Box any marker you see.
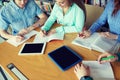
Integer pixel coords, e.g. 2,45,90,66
101,56,115,61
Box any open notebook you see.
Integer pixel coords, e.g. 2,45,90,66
82,61,114,80
7,30,38,47
72,33,119,53
33,30,64,43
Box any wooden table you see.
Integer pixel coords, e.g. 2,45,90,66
0,24,120,80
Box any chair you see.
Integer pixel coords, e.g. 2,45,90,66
84,4,104,30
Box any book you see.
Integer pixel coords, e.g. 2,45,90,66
33,30,64,43
18,42,46,55
48,46,82,71
0,65,13,80
7,30,39,47
82,61,114,80
72,33,119,53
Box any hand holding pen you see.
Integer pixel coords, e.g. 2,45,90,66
41,30,47,37
15,34,24,42
98,52,118,64
41,29,56,37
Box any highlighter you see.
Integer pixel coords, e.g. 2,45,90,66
101,56,115,61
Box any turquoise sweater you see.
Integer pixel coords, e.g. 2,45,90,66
41,3,85,33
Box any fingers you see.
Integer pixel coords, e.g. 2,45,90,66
41,30,47,37
98,52,116,64
15,35,24,42
79,31,91,38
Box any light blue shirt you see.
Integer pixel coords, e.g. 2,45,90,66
89,0,120,42
41,3,85,33
0,0,43,35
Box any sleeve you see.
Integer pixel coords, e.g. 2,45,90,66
117,35,120,42
116,53,120,62
80,76,93,80
56,4,85,33
89,1,111,34
41,4,57,31
0,8,9,30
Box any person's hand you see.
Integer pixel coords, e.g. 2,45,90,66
100,32,118,40
98,52,118,64
12,35,24,42
74,64,90,80
18,28,29,36
41,30,47,37
79,30,91,39
47,29,56,36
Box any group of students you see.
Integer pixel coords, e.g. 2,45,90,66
0,0,120,80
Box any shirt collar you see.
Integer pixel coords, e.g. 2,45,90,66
10,0,25,10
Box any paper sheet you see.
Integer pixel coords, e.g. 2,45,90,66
82,61,114,80
7,30,38,47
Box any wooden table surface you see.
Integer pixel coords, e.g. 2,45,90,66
0,24,120,80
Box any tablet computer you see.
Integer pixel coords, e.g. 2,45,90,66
48,46,82,71
18,43,46,55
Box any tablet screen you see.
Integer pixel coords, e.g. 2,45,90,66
19,43,46,55
48,46,82,71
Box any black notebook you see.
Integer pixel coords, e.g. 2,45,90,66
48,46,82,71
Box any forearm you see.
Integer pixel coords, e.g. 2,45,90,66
117,34,120,42
0,30,13,39
41,16,56,31
27,15,48,32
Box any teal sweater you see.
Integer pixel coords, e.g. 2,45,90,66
41,3,85,33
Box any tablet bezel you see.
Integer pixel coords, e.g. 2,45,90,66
48,46,82,71
18,42,46,55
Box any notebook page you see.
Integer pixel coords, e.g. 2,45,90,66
82,61,114,80
72,33,100,49
33,31,64,43
7,30,38,47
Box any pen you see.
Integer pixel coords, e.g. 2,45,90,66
101,55,115,61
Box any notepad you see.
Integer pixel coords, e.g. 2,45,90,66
18,42,46,55
82,61,114,80
0,65,13,80
7,30,38,47
72,32,119,53
33,30,64,43
48,46,82,71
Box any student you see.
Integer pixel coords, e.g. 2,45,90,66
41,0,85,36
79,0,120,42
74,52,120,80
0,0,47,42
79,0,120,53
